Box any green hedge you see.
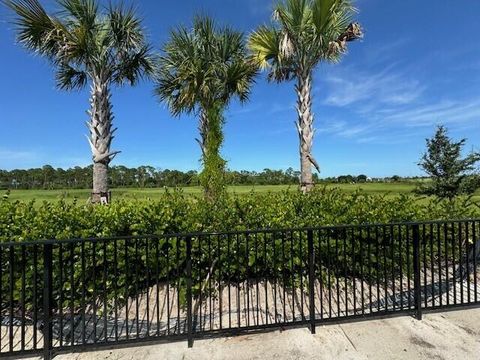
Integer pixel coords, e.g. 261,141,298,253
1,187,479,241
0,188,478,314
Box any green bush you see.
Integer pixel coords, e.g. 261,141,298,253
2,188,479,242
1,188,479,315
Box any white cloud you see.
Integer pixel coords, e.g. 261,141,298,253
317,120,372,139
362,38,411,65
317,95,480,144
381,99,480,127
322,65,425,108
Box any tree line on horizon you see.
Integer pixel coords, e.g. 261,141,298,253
0,166,308,189
1,164,434,190
3,0,362,203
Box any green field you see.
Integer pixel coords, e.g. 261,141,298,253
5,182,480,203
3,182,426,203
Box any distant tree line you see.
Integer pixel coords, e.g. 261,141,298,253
0,166,317,190
2,165,437,190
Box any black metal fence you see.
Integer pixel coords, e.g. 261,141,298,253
1,220,480,359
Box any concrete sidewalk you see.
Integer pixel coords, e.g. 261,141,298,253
46,308,480,359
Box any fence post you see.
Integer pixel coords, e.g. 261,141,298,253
186,236,193,348
43,243,53,360
412,224,422,320
307,229,316,334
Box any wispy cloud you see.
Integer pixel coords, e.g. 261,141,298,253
380,99,480,127
317,94,480,144
317,119,372,138
322,64,425,108
362,38,411,66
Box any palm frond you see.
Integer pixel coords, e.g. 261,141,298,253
311,0,336,35
275,0,310,35
107,2,144,51
57,0,98,29
223,59,258,103
193,14,216,50
155,15,257,116
4,0,67,58
248,24,295,82
251,0,361,77
248,25,281,70
218,27,244,62
113,45,154,86
55,63,87,90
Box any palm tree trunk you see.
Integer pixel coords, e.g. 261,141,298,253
92,162,108,201
296,70,319,193
87,75,119,204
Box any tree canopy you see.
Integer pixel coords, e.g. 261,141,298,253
154,16,257,116
249,0,362,82
417,125,480,199
5,0,154,91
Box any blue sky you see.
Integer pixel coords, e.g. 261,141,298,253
1,0,480,177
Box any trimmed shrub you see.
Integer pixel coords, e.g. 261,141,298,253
1,188,478,313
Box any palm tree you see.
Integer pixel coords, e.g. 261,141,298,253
5,0,153,203
155,16,257,201
249,0,362,193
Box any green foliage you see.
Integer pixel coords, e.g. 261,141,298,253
417,125,480,199
1,188,479,313
154,16,257,115
249,0,362,80
199,103,228,202
5,0,154,90
2,188,479,242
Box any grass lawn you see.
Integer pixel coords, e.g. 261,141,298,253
3,182,423,203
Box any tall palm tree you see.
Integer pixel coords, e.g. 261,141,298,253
5,0,153,203
249,0,362,193
155,16,257,201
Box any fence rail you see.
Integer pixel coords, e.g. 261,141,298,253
1,220,480,359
